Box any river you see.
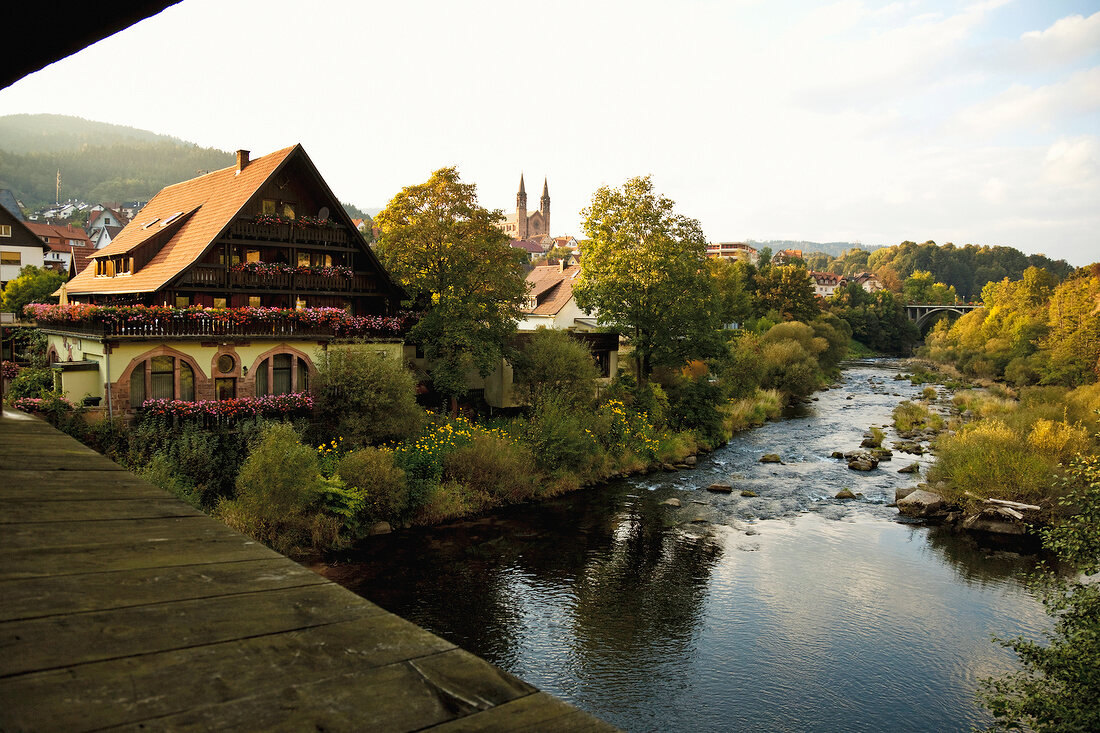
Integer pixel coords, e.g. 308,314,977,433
315,361,1051,732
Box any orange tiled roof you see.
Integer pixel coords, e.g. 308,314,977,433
525,265,580,315
25,222,92,251
66,145,299,295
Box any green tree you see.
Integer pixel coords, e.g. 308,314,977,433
903,270,957,304
979,453,1100,732
709,257,755,326
754,264,821,322
573,175,721,381
375,168,527,413
1,265,65,314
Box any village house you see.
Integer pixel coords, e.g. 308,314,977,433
808,270,846,298
86,207,130,249
24,221,94,277
0,206,50,290
850,271,885,293
771,248,803,265
32,145,406,415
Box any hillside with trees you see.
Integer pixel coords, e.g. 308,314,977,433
0,114,235,210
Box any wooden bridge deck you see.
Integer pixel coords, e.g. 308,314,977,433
0,409,617,732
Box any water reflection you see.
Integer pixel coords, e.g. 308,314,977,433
315,362,1052,732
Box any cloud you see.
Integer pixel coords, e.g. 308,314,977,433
956,66,1100,135
1042,136,1100,187
1020,11,1100,67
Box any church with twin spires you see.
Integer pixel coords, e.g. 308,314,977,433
498,174,549,241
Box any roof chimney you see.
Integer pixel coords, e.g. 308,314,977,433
236,149,250,172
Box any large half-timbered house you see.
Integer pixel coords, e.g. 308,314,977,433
36,145,407,415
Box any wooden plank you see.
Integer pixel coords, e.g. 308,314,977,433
0,615,456,732
0,469,170,500
0,583,385,677
100,650,538,733
0,558,328,621
0,533,279,580
423,692,621,732
2,453,126,471
0,497,204,523
1,515,241,552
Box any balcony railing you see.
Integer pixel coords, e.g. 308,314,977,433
183,266,376,293
227,219,351,246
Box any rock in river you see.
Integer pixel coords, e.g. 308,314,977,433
760,454,783,463
707,483,734,493
847,453,879,471
897,489,945,518
661,498,682,507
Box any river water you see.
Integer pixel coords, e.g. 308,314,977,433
315,361,1052,732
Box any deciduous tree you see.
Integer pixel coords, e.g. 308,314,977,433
375,168,527,412
573,176,721,381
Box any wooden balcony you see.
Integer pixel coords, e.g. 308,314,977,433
227,219,351,246
182,266,376,293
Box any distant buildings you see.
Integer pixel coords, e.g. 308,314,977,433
706,242,758,264
808,271,846,298
498,174,550,241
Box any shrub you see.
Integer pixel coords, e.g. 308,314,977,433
718,334,766,399
444,433,536,504
921,386,937,400
512,328,599,408
7,366,53,399
666,375,726,446
520,396,601,475
217,422,328,554
1026,419,1090,465
760,338,821,398
412,481,484,525
725,389,782,432
313,345,425,446
335,447,409,524
928,420,1054,506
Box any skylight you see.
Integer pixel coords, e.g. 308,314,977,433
161,211,184,226
142,218,160,229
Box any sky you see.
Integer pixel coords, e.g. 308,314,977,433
1,0,1098,265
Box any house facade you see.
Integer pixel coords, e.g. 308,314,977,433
0,207,50,289
706,242,758,264
808,270,846,298
25,222,94,275
33,145,406,415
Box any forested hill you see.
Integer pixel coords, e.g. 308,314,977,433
0,114,234,209
806,240,1076,300
0,114,185,153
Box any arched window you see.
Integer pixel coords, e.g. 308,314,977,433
127,355,197,408
255,353,311,395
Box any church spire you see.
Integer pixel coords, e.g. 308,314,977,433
540,177,550,236
517,173,528,240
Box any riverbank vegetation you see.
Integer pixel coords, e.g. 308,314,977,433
892,265,1099,730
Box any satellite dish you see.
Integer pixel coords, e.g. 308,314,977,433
318,206,330,219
